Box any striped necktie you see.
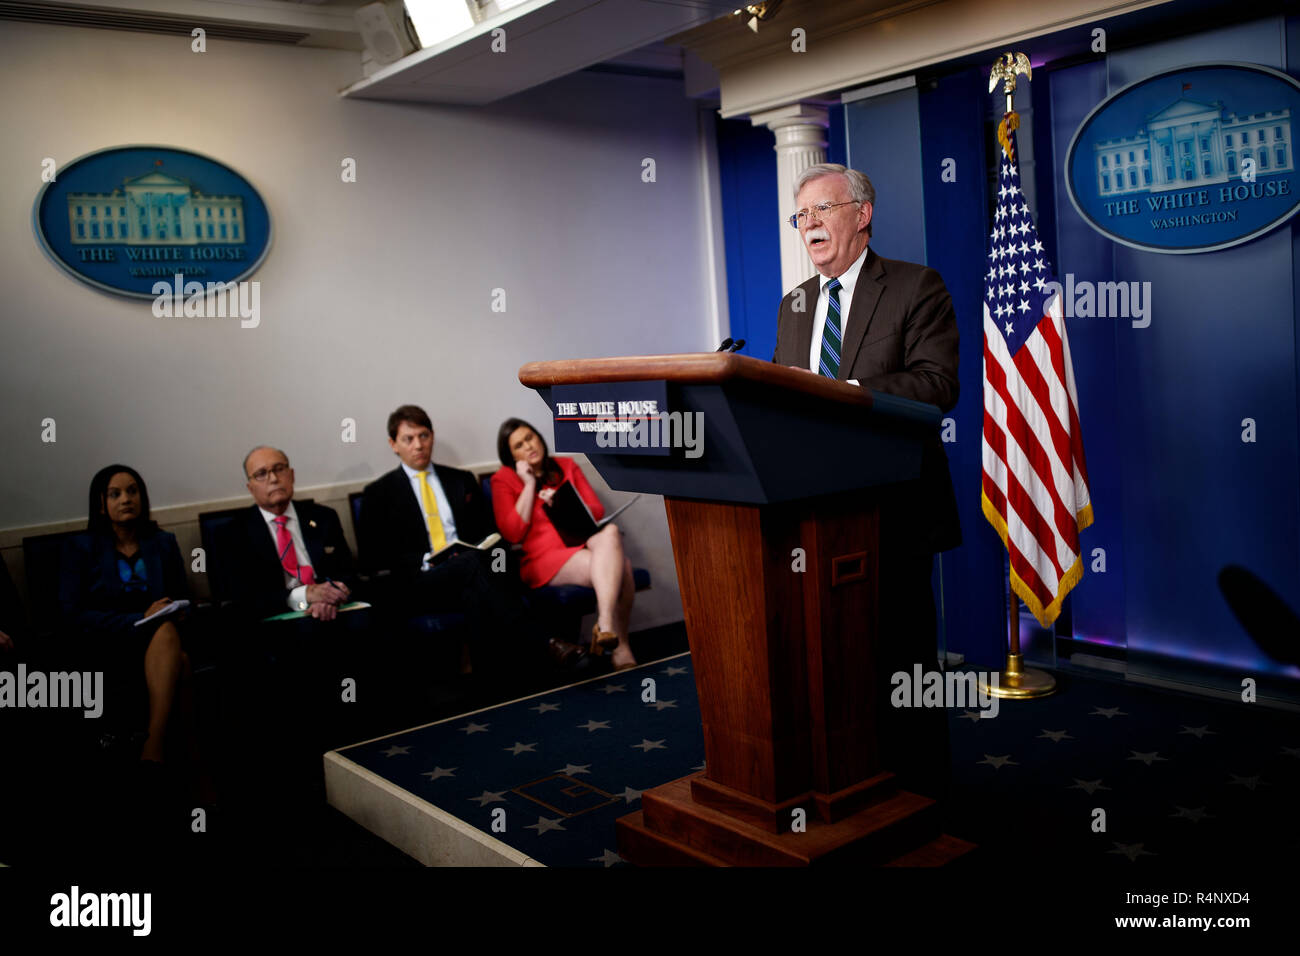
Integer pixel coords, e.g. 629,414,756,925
818,277,843,379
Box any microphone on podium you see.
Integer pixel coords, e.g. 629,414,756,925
728,339,746,353
714,337,734,352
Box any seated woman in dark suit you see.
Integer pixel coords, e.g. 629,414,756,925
491,419,637,670
59,465,190,764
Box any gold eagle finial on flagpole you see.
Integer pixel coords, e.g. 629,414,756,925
990,52,1032,160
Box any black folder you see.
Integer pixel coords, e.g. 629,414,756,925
544,482,639,548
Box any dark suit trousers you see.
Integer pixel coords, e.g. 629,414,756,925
401,551,534,677
217,609,379,813
874,553,952,805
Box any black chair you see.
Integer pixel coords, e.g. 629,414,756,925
0,555,25,653
348,491,365,544
21,529,84,648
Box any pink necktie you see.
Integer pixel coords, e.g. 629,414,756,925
273,515,315,585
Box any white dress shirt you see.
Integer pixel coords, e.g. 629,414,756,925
400,461,458,559
258,500,313,610
807,243,871,386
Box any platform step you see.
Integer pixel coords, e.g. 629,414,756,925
630,775,946,867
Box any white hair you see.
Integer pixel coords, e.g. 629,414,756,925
795,163,875,236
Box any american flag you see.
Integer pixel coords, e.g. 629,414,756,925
982,126,1094,627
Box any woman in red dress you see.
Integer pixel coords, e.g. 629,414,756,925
491,418,637,670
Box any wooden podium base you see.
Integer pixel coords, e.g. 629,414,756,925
616,773,975,867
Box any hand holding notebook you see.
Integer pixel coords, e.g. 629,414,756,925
543,482,640,548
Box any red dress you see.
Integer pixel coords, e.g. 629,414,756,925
491,457,606,589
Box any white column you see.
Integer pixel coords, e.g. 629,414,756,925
751,102,829,293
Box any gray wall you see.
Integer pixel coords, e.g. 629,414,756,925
1,22,716,627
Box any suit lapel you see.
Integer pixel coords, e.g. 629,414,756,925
391,467,427,549
838,249,885,381
141,538,165,599
246,506,283,581
297,503,325,570
790,274,820,368
435,465,470,536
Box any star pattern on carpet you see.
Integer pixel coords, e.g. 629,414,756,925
1127,751,1168,766
336,645,1298,869
525,816,566,835
1108,842,1155,862
1090,706,1128,718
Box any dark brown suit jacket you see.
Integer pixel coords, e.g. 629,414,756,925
773,247,961,555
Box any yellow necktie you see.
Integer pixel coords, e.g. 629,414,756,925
417,471,448,552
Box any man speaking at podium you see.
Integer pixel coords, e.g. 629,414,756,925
773,163,961,803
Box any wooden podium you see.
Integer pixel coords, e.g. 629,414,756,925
519,353,973,866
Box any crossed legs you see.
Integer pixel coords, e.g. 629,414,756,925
140,620,188,763
550,524,636,668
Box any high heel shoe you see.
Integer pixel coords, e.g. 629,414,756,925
591,624,619,651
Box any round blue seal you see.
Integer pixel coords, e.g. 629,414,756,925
33,145,272,298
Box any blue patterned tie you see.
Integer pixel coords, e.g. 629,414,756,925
818,277,843,379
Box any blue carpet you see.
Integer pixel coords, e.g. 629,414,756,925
337,653,1300,868
947,667,1300,867
337,652,703,867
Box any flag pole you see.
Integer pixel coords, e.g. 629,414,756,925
986,556,1057,698
980,51,1058,701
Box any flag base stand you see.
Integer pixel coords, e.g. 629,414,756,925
981,652,1056,699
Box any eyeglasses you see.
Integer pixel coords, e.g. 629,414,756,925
787,200,859,229
247,462,290,483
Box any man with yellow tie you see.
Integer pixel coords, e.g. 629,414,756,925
358,405,569,677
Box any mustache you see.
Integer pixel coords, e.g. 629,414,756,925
804,228,829,246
